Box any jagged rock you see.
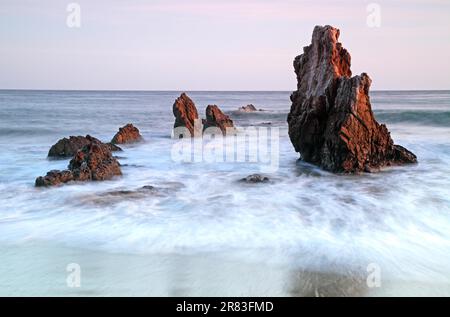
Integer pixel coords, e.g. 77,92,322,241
36,142,122,187
173,93,201,137
240,174,270,183
111,124,142,144
203,105,235,135
238,104,258,112
287,25,417,173
69,143,122,181
35,170,75,187
48,135,121,158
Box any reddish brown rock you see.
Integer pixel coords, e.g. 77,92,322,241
203,105,235,135
69,142,122,181
36,142,122,187
35,170,75,187
48,135,121,158
287,25,417,173
173,93,201,137
111,124,142,144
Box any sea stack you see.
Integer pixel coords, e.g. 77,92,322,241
173,93,201,137
287,25,417,173
203,105,235,135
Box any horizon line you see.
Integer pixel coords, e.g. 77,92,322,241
1,88,450,93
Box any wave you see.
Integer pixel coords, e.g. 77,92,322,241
229,110,288,122
230,109,450,128
0,127,57,137
374,110,450,127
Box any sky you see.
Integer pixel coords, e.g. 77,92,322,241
0,0,449,91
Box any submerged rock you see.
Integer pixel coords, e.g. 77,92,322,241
173,93,201,137
111,123,142,144
287,25,417,173
203,105,235,135
238,104,258,112
36,142,122,187
48,135,121,158
100,186,157,198
240,174,270,183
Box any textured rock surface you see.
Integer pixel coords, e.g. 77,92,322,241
287,25,417,173
48,135,121,158
35,170,75,187
203,105,235,135
36,142,122,187
173,93,201,137
111,124,142,144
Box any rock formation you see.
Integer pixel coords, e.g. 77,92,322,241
287,25,417,173
173,93,201,137
36,142,122,187
238,104,258,112
48,135,121,158
240,174,270,183
203,105,235,135
111,124,142,144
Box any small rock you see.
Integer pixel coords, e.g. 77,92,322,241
140,185,156,191
240,174,270,183
238,104,258,112
111,124,142,144
35,170,74,187
203,105,235,135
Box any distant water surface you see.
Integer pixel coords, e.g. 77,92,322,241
0,90,449,296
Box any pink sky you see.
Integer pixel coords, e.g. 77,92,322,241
0,0,449,90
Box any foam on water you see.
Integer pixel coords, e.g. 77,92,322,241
0,90,450,295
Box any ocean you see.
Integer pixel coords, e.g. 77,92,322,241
0,90,449,296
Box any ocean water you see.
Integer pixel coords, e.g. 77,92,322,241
0,90,449,296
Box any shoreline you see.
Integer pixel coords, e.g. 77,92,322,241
1,241,449,297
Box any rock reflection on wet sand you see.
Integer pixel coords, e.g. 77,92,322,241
288,269,368,297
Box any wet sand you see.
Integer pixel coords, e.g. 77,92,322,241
1,242,449,296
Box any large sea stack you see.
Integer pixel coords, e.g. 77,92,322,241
287,25,417,173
